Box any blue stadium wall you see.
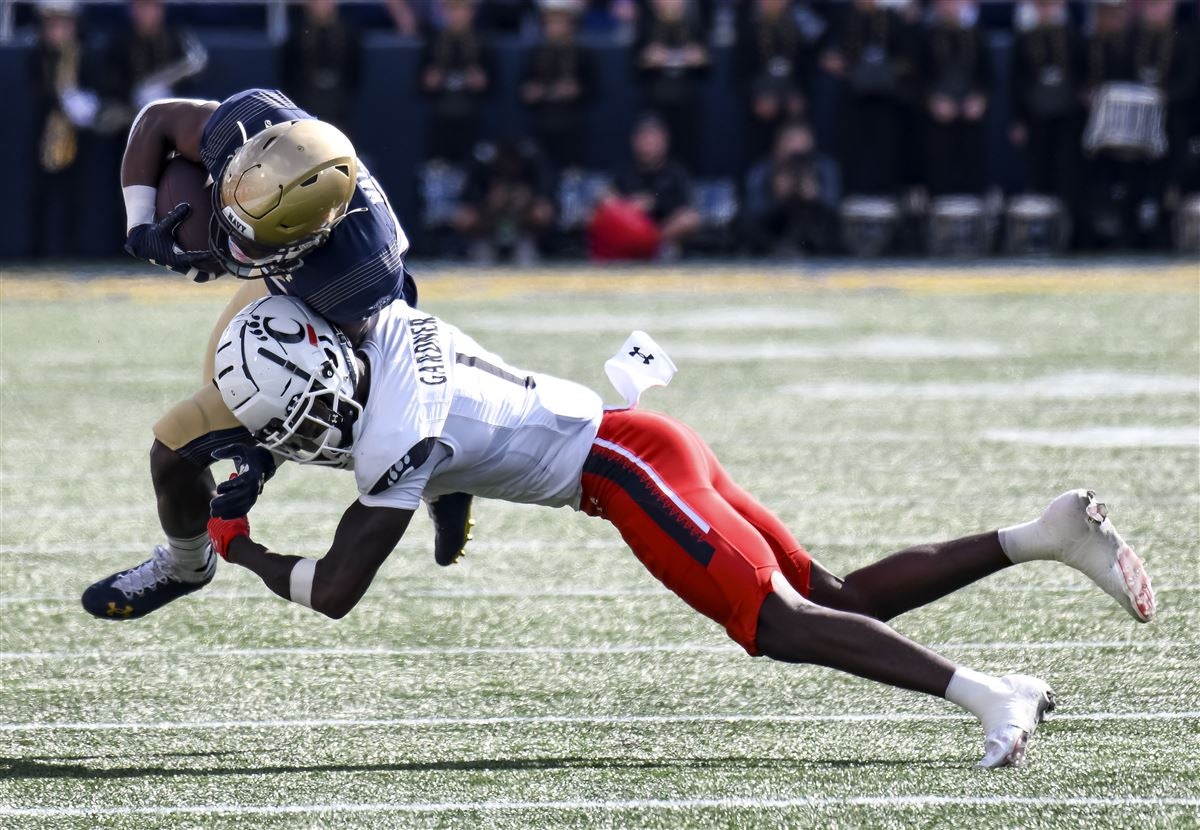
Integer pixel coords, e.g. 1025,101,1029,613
0,32,1018,259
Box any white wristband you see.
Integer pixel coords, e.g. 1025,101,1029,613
123,185,158,233
288,557,317,609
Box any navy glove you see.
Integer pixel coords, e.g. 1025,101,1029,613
428,492,474,566
210,443,278,519
125,203,220,283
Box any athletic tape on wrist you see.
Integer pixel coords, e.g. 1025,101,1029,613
123,185,158,233
289,558,317,609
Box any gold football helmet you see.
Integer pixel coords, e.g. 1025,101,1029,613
209,119,358,278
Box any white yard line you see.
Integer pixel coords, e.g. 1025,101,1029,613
2,583,1197,606
1,796,1198,818
779,372,1200,401
0,710,1197,734
0,640,1189,662
985,426,1199,449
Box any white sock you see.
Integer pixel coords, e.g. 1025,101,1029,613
998,518,1050,565
166,531,213,580
944,666,1011,723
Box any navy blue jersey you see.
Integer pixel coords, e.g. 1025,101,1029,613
199,88,414,325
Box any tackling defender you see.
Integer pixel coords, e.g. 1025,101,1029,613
204,294,1156,768
82,88,469,619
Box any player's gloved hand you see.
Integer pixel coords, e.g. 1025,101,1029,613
428,492,474,566
207,513,250,560
210,443,278,520
124,202,220,283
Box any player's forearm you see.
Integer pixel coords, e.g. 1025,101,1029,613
225,536,362,620
226,536,306,605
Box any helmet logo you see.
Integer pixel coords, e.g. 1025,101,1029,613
222,206,255,240
261,316,306,345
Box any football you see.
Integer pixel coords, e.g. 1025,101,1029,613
155,156,213,253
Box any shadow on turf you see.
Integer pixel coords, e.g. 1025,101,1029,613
0,755,954,781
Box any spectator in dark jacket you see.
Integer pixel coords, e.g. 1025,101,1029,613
819,0,915,196
634,0,710,171
281,0,363,129
29,2,99,257
739,0,812,160
918,0,991,196
1010,0,1083,207
742,120,839,254
610,114,701,257
421,0,493,163
1079,0,1198,247
105,0,206,117
455,139,558,264
521,1,597,171
1132,0,1200,219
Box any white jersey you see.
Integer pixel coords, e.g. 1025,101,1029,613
352,303,603,512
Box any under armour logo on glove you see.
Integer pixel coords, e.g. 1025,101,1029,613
629,346,654,365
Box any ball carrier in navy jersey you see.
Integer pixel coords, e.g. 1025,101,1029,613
83,89,466,619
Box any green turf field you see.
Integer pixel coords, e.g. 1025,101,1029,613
1,263,1198,828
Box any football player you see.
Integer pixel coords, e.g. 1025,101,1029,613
204,294,1156,769
82,88,469,619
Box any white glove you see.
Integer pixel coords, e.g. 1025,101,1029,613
134,82,172,111
60,87,100,127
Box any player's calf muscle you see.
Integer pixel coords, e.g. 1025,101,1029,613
150,440,214,537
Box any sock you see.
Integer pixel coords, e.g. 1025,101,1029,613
166,531,213,581
944,666,1011,724
998,518,1050,565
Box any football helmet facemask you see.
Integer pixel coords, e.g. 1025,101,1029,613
209,119,359,279
214,295,362,467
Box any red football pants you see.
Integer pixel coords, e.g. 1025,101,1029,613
580,408,812,654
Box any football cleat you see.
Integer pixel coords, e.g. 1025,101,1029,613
429,492,474,566
81,545,215,620
977,674,1056,769
1034,489,1156,622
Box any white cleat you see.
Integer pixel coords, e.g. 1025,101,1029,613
977,674,1056,769
1026,489,1157,623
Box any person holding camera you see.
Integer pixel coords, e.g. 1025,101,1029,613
819,0,914,197
420,0,493,164
742,120,838,255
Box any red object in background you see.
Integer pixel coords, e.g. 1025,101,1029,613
588,199,662,260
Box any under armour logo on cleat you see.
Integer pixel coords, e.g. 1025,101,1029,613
106,602,134,617
629,347,654,365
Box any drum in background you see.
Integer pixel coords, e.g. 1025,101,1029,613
839,196,899,258
1083,82,1167,160
1004,195,1069,256
1174,194,1200,254
928,195,993,257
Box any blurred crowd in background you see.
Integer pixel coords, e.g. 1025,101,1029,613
15,0,1200,263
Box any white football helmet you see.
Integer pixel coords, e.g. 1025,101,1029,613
214,295,361,467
